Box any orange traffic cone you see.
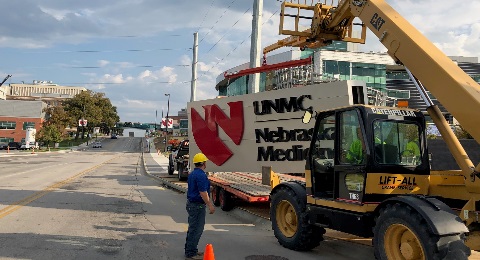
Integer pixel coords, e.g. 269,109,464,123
203,244,215,260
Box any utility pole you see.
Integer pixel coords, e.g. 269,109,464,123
191,32,198,102
248,0,263,94
164,94,170,152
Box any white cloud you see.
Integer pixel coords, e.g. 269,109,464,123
159,67,177,83
98,60,110,67
138,70,152,80
136,67,178,83
39,7,68,21
100,74,129,84
1,0,478,123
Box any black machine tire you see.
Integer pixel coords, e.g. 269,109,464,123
373,203,470,260
211,186,220,206
177,163,186,181
167,160,174,175
219,188,234,211
270,186,324,251
167,155,174,175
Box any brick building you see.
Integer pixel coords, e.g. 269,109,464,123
0,100,47,143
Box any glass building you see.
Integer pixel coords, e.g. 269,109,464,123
216,45,480,116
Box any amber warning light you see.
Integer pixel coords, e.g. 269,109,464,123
397,100,409,108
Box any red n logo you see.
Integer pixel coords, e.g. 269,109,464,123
191,101,244,165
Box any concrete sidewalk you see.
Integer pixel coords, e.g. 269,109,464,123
143,140,188,193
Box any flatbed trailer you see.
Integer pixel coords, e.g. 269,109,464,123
209,171,303,211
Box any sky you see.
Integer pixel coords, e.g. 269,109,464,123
0,0,479,124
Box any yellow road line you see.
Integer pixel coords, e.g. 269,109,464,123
0,156,118,219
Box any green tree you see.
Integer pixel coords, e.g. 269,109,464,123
37,124,63,148
63,90,120,139
43,105,72,131
454,125,473,139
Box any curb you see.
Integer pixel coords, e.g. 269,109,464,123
141,152,187,193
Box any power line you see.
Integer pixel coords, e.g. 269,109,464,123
114,34,184,38
205,7,251,54
67,64,190,69
24,47,191,54
197,0,217,33
54,80,192,85
198,9,279,80
199,0,239,44
10,64,190,70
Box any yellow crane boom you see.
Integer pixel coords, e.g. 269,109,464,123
268,0,480,178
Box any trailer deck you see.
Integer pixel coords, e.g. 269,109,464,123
209,172,304,203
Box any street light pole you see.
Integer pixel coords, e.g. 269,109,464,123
164,93,170,152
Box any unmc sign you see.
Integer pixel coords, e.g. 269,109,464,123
190,101,244,166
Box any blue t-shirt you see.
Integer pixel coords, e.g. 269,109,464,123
187,168,210,203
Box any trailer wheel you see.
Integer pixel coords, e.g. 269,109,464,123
270,186,324,251
219,188,234,211
168,155,175,175
178,164,186,181
374,203,470,260
211,186,220,206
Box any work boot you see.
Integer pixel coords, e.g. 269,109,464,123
185,255,203,260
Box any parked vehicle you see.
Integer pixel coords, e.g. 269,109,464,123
7,142,21,150
111,134,118,139
20,142,39,150
92,142,102,148
0,142,7,150
25,128,36,149
168,139,189,181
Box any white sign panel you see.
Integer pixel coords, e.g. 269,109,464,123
78,119,88,126
161,118,173,129
188,80,367,174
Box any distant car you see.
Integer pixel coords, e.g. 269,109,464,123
7,142,21,150
0,142,7,150
20,142,39,150
92,142,102,148
111,134,118,139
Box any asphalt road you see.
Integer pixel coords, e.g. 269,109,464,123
0,136,377,259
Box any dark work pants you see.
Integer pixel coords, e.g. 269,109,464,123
184,201,206,257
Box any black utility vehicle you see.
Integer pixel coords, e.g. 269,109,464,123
7,142,21,150
168,139,190,181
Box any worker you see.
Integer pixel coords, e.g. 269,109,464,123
184,153,215,260
346,127,365,164
401,130,421,164
403,140,420,158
